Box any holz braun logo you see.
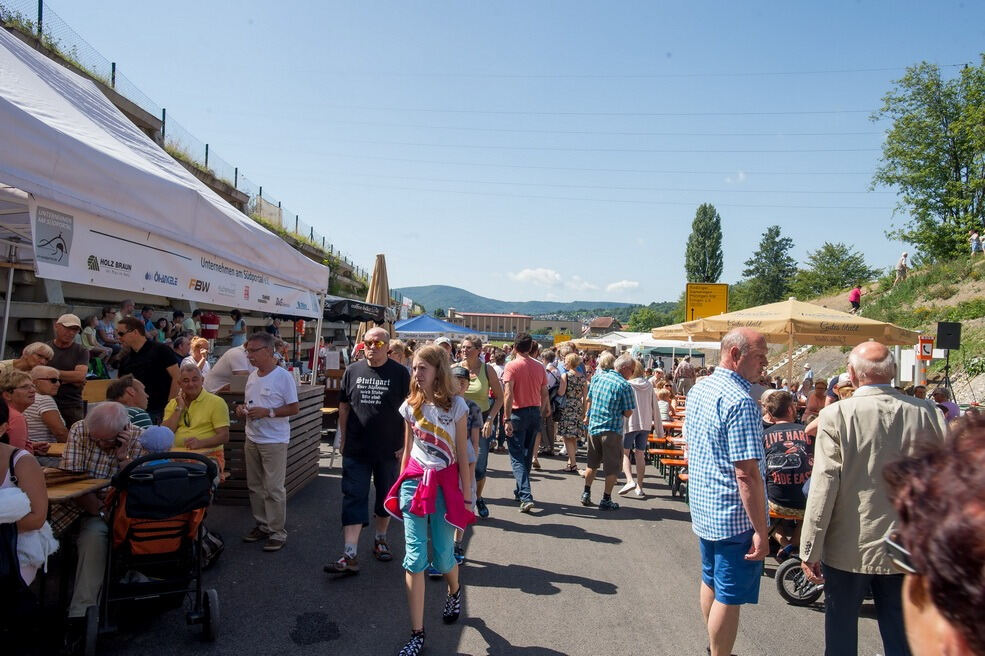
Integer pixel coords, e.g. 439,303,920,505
189,279,210,293
92,255,132,276
87,255,99,271
145,271,178,286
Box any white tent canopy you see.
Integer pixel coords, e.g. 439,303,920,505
595,331,721,351
0,28,328,317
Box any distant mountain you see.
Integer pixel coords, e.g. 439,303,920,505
395,285,638,316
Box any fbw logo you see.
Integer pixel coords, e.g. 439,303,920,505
87,255,99,271
189,278,210,293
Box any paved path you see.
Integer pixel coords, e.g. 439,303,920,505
94,445,887,655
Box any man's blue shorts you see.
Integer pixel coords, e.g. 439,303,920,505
698,529,762,605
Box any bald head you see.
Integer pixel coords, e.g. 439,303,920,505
848,341,895,385
720,328,768,383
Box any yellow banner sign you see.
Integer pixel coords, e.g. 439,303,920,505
553,334,572,345
685,283,729,321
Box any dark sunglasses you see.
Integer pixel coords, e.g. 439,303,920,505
883,530,917,575
35,378,60,384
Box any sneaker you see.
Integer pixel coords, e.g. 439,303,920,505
633,487,646,499
442,588,462,624
580,491,595,507
398,630,426,656
519,500,535,513
618,481,636,496
454,543,465,564
373,538,393,562
427,566,443,580
475,497,489,519
242,526,270,543
263,537,286,552
323,553,360,575
599,498,620,511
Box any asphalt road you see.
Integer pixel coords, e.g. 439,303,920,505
90,444,888,656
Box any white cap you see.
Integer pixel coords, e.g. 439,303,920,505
803,363,811,369
56,313,82,329
434,336,452,346
836,372,853,388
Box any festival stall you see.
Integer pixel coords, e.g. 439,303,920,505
394,314,481,340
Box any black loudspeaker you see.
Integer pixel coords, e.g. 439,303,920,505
937,322,962,350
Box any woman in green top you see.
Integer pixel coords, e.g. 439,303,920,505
457,335,503,519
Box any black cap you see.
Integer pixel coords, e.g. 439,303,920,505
451,366,470,379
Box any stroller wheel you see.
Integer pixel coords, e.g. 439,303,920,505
775,558,824,606
83,605,99,656
202,588,220,641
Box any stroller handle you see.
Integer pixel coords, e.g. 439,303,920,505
112,451,219,488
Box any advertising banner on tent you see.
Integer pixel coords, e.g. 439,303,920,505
29,197,321,318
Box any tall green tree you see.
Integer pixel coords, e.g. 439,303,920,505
872,56,985,260
790,242,881,299
627,305,676,332
740,226,797,306
684,203,724,283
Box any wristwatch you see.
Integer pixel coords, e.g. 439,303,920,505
268,408,276,418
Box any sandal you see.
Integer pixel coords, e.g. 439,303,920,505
563,464,578,473
373,538,393,562
532,458,541,470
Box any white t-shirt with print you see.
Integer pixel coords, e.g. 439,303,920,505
399,396,468,469
244,366,298,444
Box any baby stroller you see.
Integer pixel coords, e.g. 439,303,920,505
767,509,824,606
81,452,220,655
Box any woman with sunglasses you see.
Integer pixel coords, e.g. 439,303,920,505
883,415,985,656
0,370,36,450
24,366,68,443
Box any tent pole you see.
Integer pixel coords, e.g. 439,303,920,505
311,293,324,387
787,335,794,384
1,244,16,360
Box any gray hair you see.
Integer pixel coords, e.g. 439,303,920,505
848,347,896,381
246,331,275,349
30,365,58,379
720,329,752,357
613,353,635,372
23,342,54,359
597,352,616,370
178,361,203,378
85,402,129,435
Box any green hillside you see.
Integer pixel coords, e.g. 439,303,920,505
395,285,640,316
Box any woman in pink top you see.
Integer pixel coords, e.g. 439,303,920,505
848,285,863,314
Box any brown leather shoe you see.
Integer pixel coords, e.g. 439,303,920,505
324,553,360,575
242,526,270,543
263,537,286,552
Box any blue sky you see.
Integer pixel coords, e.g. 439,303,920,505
45,1,985,304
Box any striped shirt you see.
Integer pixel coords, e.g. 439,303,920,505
684,366,766,541
23,393,62,443
586,369,636,435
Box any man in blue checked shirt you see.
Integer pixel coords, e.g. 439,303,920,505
581,352,636,511
683,327,769,656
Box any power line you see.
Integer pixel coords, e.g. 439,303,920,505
324,119,883,138
325,181,893,211
305,64,961,79
308,151,876,175
319,170,893,195
320,104,875,117
321,137,880,154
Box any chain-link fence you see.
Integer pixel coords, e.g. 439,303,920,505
0,0,368,283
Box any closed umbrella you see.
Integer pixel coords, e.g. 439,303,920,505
355,253,393,343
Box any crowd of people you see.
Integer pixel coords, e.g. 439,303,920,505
2,311,984,656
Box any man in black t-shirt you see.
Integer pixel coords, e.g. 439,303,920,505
46,314,90,427
116,316,180,423
325,327,410,576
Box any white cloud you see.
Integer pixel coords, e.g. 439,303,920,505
724,170,748,185
565,275,599,291
508,267,562,287
606,279,640,293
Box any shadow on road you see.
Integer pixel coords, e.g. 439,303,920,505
482,516,622,544
464,559,617,596
458,617,569,655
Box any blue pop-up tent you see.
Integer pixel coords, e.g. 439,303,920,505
394,314,480,338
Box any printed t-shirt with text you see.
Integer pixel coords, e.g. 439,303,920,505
339,358,411,459
762,421,813,509
400,396,468,470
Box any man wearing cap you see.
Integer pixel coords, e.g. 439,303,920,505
434,336,453,360
802,363,813,388
46,314,90,427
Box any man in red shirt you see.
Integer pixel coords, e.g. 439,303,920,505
501,333,550,513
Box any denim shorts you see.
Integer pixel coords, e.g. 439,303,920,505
699,529,762,605
340,455,399,527
623,430,648,451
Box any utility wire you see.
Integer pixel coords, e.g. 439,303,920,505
320,104,874,117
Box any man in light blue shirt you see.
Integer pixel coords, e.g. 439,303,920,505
582,352,635,510
683,327,769,656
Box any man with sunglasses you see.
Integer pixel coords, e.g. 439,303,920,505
326,327,410,575
116,316,181,423
162,362,230,474
800,341,946,656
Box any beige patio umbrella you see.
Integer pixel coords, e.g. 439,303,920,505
355,253,394,342
651,298,920,380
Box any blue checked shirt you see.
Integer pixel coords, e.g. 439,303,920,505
684,367,766,541
587,369,636,435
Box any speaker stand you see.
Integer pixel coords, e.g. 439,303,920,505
942,349,956,404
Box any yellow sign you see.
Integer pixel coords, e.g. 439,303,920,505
685,283,729,321
553,334,572,345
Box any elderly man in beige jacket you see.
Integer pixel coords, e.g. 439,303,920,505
800,341,946,656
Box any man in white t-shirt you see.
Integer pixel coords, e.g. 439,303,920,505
204,344,254,392
235,332,299,552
